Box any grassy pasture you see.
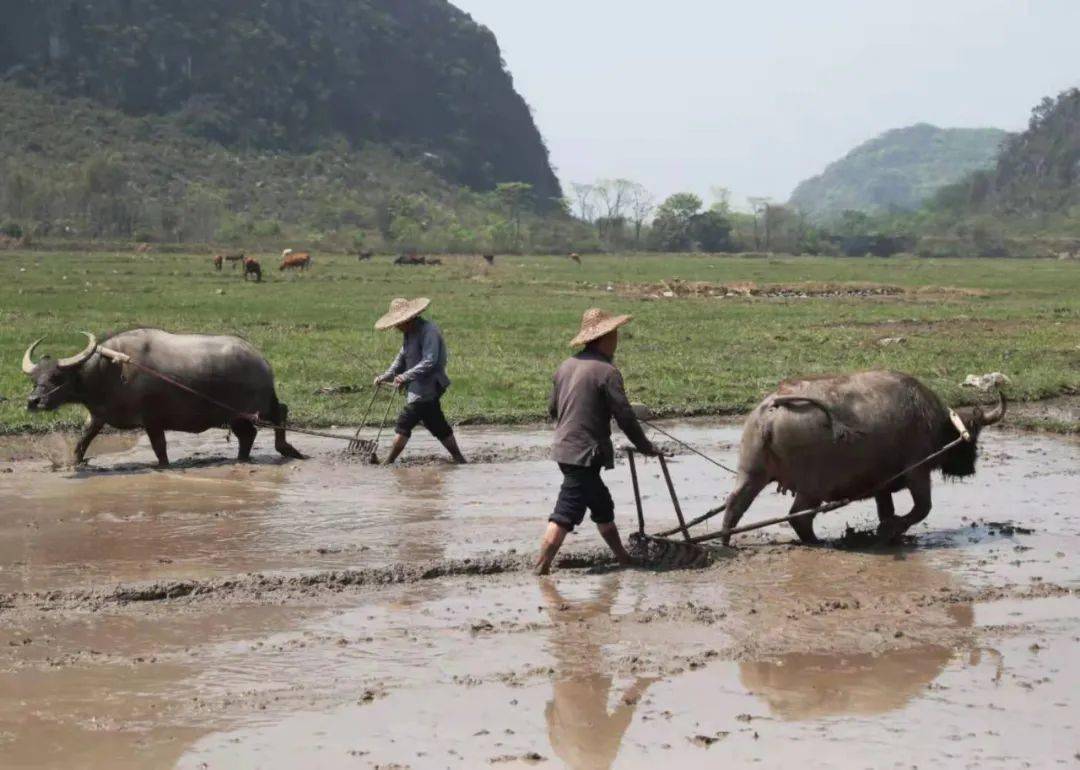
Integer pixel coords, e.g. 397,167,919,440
1,250,1077,433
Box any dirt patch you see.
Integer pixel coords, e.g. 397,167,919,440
615,279,994,302
1009,393,1080,432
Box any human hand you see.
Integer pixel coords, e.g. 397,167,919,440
393,375,407,389
373,375,386,387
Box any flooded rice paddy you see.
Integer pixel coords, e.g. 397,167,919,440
0,421,1077,768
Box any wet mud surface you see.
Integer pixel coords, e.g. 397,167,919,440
0,422,1077,768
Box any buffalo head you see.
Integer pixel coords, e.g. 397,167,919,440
940,391,1006,478
22,332,97,411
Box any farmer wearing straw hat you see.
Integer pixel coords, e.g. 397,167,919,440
373,297,467,465
535,308,663,575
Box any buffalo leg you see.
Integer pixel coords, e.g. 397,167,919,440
73,416,106,465
146,426,169,468
875,492,897,539
720,472,769,545
271,402,305,460
881,470,932,542
788,493,822,544
875,493,895,521
231,419,257,462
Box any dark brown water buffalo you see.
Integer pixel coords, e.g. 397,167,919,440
721,371,1006,545
22,329,304,467
242,256,262,282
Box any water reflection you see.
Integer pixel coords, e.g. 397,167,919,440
540,577,654,770
737,547,976,720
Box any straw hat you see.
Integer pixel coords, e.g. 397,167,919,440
569,307,633,347
375,297,431,330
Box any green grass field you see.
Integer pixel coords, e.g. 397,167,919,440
1,249,1078,434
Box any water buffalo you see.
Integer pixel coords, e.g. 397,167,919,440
721,371,1006,545
242,256,262,282
22,329,304,467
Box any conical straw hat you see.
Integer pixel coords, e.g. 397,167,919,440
569,307,633,347
375,297,431,330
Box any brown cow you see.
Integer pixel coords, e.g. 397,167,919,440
212,254,223,271
569,252,581,265
279,249,312,271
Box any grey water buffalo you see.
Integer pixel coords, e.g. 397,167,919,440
721,370,1006,544
22,329,304,467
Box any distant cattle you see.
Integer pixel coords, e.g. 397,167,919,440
223,252,246,269
482,253,495,265
212,254,223,271
243,256,262,282
280,249,312,271
358,250,374,262
569,252,581,265
393,253,427,266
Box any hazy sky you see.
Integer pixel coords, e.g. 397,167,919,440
452,0,1079,207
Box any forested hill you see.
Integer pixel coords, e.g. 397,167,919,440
972,88,1080,214
0,0,560,200
789,124,1008,222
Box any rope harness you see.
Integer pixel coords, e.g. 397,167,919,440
95,345,398,457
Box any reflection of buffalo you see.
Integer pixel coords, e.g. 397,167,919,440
740,611,972,720
733,547,978,720
541,577,653,770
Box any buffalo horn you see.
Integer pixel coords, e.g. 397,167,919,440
21,338,45,374
56,332,98,370
980,390,1007,426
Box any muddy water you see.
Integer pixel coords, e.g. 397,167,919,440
0,422,1077,768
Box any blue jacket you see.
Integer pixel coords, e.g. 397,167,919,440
381,318,451,403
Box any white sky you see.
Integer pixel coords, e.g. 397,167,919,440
451,0,1079,207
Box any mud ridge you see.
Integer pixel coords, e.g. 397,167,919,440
0,550,619,613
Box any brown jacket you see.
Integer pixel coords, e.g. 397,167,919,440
549,350,654,468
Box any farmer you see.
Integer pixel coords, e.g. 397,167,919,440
373,297,467,465
535,308,663,575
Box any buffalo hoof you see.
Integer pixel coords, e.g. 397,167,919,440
876,520,907,546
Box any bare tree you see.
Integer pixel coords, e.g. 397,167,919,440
592,178,637,244
747,196,772,250
709,185,732,214
628,183,656,248
570,182,596,223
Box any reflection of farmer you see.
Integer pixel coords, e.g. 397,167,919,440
535,308,661,574
541,577,653,770
373,297,467,465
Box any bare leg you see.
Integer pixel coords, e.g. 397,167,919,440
73,416,105,465
720,471,769,545
439,434,467,464
231,419,256,462
382,433,409,465
788,492,821,544
597,521,637,567
535,521,568,575
146,426,169,468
